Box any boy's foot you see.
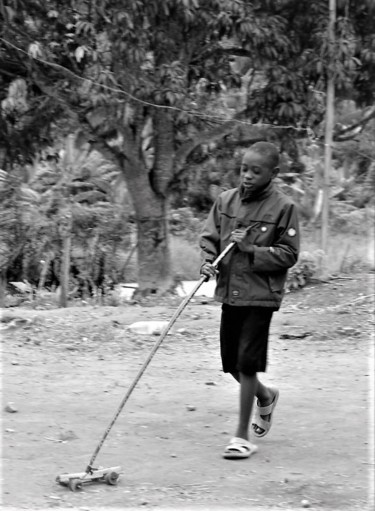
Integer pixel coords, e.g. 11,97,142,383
223,437,258,460
251,388,279,437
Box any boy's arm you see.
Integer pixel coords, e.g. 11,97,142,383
236,203,300,272
199,198,221,263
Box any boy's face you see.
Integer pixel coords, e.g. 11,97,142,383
240,150,279,191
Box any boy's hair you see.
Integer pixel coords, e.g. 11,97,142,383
248,141,280,169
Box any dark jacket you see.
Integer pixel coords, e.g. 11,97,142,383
200,182,300,309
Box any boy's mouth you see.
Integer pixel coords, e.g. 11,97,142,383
243,181,254,188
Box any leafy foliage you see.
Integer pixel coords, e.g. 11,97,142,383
2,0,374,166
0,169,42,274
245,0,375,126
1,0,375,296
0,132,133,298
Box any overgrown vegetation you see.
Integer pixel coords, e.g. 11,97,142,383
1,1,375,307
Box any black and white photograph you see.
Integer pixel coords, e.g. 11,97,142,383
1,1,374,509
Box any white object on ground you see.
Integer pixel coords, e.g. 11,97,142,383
4,402,18,413
175,280,216,298
367,236,375,269
115,284,138,300
128,321,170,335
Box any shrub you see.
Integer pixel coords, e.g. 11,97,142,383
169,207,204,242
286,250,323,291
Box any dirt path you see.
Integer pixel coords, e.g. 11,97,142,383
1,274,374,510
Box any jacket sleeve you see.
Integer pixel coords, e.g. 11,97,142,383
199,197,221,262
251,203,300,272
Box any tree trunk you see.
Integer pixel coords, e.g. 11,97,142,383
123,161,174,296
60,234,71,307
0,270,6,308
59,212,72,307
38,252,53,292
321,0,336,278
136,197,172,295
152,109,175,196
91,109,175,296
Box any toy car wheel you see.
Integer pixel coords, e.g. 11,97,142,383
68,478,82,491
55,476,67,487
105,471,119,485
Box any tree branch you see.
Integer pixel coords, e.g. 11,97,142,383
191,45,253,66
173,119,238,174
173,110,280,176
0,58,27,79
217,46,253,58
333,105,375,141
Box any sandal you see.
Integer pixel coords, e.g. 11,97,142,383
223,437,258,460
251,388,279,438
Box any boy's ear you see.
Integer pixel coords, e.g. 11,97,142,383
271,166,280,179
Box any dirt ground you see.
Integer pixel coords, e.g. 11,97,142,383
1,273,374,511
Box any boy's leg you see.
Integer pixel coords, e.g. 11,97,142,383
230,373,278,436
237,307,277,435
222,306,277,445
234,372,258,440
252,379,279,434
256,379,277,403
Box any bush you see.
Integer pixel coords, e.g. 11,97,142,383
286,250,323,291
169,207,204,242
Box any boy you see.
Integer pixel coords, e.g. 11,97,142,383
200,141,299,459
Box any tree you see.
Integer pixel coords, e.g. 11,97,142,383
1,0,374,294
1,0,290,294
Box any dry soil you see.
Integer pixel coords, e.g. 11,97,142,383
1,274,374,511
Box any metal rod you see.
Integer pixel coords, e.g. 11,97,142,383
85,241,236,472
321,0,336,277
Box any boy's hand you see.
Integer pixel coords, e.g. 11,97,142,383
230,228,248,250
230,228,247,243
200,262,218,280
230,228,254,253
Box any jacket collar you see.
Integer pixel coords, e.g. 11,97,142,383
239,181,274,202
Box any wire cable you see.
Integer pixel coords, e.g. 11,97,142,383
0,36,310,132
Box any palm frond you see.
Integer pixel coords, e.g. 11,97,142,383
19,185,41,202
74,190,109,204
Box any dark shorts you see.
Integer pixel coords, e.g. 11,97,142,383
220,304,275,376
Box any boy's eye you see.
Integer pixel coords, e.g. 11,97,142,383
241,166,263,176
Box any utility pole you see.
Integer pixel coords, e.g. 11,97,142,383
321,0,336,276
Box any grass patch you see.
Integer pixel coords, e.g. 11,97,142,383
301,230,374,274
171,229,374,281
116,227,374,285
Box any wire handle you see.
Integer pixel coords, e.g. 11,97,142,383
85,222,259,472
202,221,259,276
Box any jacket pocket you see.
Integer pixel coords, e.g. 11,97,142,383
268,272,287,293
250,222,277,246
